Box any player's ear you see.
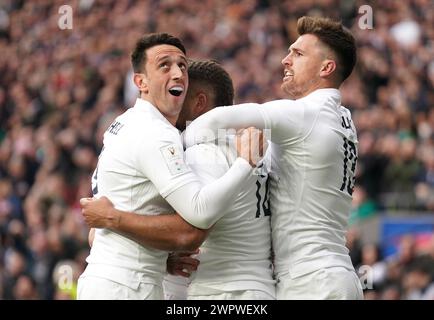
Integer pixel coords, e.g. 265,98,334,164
320,59,336,78
195,92,208,113
133,73,149,93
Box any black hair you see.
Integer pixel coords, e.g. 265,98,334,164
131,33,186,73
188,60,234,107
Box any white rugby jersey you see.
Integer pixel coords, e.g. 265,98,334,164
185,142,274,297
183,89,358,279
82,98,253,289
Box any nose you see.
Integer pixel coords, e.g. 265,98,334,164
171,65,183,80
281,53,292,67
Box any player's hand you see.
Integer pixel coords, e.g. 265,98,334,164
166,249,200,278
236,127,268,167
80,196,120,229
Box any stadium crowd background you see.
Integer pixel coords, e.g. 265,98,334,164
0,0,433,300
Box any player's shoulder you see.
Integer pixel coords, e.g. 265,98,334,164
261,99,303,118
126,103,177,130
262,99,297,108
149,118,179,136
339,105,354,118
129,106,180,140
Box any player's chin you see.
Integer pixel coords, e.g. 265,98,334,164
281,84,297,99
166,102,183,117
281,82,291,94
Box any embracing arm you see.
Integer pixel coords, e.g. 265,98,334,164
183,103,267,148
83,128,264,250
81,197,209,251
145,127,264,230
183,100,302,148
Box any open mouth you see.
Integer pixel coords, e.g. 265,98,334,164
283,71,294,81
168,86,184,97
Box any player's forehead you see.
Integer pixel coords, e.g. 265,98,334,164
288,34,319,52
146,44,187,64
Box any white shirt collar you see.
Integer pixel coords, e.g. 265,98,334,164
305,88,341,100
134,97,154,110
133,98,175,127
301,88,341,105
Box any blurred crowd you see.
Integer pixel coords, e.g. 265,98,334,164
0,0,433,299
348,229,434,299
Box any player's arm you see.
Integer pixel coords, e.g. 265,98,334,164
183,103,267,147
148,127,265,230
82,137,234,252
81,197,208,251
82,129,263,250
183,100,300,147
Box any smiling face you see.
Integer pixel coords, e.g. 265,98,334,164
137,44,188,125
281,34,335,99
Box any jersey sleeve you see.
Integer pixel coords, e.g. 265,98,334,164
182,103,265,148
134,128,198,197
182,100,304,147
173,144,231,226
135,127,253,229
258,99,305,144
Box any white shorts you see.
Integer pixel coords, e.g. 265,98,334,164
276,267,363,300
188,290,275,300
77,275,163,300
163,276,189,300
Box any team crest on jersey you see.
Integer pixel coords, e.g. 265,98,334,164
160,144,188,175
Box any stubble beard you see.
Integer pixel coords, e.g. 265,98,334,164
282,76,321,100
281,82,301,100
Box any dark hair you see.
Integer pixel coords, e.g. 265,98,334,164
131,33,186,73
297,16,357,83
188,60,234,107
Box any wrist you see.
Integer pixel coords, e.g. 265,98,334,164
107,207,121,229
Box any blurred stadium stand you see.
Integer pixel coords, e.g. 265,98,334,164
0,0,433,299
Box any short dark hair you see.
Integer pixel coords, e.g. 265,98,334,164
131,33,186,73
297,16,357,83
188,60,234,107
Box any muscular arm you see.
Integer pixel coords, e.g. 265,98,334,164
81,197,209,252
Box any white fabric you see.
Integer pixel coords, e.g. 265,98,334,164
163,141,275,300
276,267,363,300
166,157,254,229
183,89,359,292
81,98,253,295
77,275,163,300
188,289,275,300
163,274,189,300
185,142,275,299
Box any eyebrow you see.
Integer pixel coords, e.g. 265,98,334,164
156,54,188,64
288,46,305,54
